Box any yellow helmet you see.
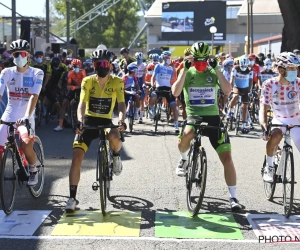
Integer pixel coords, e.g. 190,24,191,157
149,54,153,59
67,49,73,54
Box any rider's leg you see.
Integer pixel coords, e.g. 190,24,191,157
108,128,123,176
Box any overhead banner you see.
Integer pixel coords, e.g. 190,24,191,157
161,1,226,41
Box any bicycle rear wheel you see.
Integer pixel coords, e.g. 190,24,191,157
283,151,294,218
0,147,17,215
262,157,277,200
70,100,78,133
98,145,108,216
235,105,241,135
29,136,45,198
154,103,161,133
186,145,207,216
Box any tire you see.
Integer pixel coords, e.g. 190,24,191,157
235,104,241,135
262,157,277,200
98,144,108,216
45,104,52,125
283,151,294,218
154,103,160,133
29,136,45,198
186,145,207,216
35,101,42,127
166,105,171,124
0,147,17,215
70,100,78,133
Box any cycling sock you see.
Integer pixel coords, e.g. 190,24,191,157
70,185,77,199
228,185,236,199
174,121,179,128
227,108,231,115
139,111,144,119
113,151,120,157
242,122,247,128
266,155,274,167
180,150,189,160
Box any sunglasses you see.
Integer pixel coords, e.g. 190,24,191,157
194,57,208,62
36,55,43,58
94,61,110,68
12,51,28,58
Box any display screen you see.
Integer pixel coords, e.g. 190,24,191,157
161,1,226,41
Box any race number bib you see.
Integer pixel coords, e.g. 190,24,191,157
188,87,216,107
89,97,112,114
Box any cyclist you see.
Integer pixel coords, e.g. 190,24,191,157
172,41,242,211
261,58,278,83
227,55,253,134
65,49,126,212
150,51,179,133
0,39,44,186
248,53,262,89
134,52,147,123
54,59,86,131
83,59,94,76
123,62,141,120
260,52,300,182
119,47,136,74
31,51,49,85
112,61,123,78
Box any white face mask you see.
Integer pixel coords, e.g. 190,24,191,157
165,59,171,65
249,61,255,66
13,55,28,68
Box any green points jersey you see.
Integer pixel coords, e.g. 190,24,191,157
183,67,220,116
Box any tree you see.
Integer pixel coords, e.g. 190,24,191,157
277,0,300,51
51,0,140,48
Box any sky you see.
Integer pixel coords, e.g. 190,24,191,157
0,0,45,17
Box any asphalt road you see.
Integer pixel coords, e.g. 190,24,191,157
1,113,300,250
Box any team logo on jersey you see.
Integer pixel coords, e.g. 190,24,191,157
91,86,96,94
189,77,195,85
36,79,42,85
10,78,15,85
206,76,213,83
104,87,114,95
287,90,297,100
23,77,34,87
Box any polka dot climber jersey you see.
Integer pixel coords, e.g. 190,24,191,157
260,77,300,119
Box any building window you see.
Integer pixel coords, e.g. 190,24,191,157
226,6,240,19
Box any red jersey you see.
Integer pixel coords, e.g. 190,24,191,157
251,64,261,83
68,69,86,86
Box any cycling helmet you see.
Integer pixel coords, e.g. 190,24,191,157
71,59,82,67
120,47,129,54
67,49,73,54
51,57,61,68
114,59,120,64
112,61,120,69
161,51,171,58
91,49,112,62
127,62,138,72
223,58,234,68
34,51,44,57
258,52,265,58
293,49,300,54
276,52,296,68
264,58,273,66
148,54,153,59
158,56,162,61
239,55,249,70
248,53,256,60
135,52,143,59
287,52,300,65
191,42,210,57
10,39,30,52
152,53,159,61
85,59,92,64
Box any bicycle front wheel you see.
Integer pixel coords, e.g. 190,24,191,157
70,100,78,133
186,146,207,217
29,136,45,198
0,147,17,215
283,151,294,218
98,145,108,216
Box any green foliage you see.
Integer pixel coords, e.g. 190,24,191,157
51,0,140,48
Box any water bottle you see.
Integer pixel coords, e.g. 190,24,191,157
19,147,28,167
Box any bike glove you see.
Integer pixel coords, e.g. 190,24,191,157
118,121,127,131
184,59,192,72
208,58,219,70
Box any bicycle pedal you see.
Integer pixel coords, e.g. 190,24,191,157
92,182,99,191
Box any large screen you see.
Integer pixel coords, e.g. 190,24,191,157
161,1,226,41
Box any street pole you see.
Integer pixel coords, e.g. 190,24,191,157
211,34,214,55
11,0,16,40
66,0,70,49
2,18,4,44
46,0,50,43
250,0,254,53
247,1,250,55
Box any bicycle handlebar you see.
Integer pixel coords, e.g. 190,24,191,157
82,124,125,142
0,119,31,137
267,124,300,134
186,121,226,133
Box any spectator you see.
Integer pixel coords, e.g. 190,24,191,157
45,46,52,57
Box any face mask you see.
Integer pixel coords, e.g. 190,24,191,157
74,68,80,73
249,61,255,66
121,55,125,58
95,67,110,78
194,61,208,72
240,66,247,71
165,59,171,65
13,55,28,68
284,70,297,82
137,59,143,65
148,71,153,75
36,58,43,64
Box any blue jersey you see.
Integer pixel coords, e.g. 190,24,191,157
153,63,174,88
122,75,138,90
231,66,253,88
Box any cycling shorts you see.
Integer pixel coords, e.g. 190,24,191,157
65,89,81,101
184,115,231,155
73,116,113,153
137,77,145,99
233,87,249,103
151,86,176,105
45,86,60,104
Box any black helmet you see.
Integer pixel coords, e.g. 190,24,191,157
10,39,30,52
51,57,61,68
120,47,129,54
34,51,44,57
91,49,112,62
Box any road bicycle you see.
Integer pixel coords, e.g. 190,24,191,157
262,124,300,218
69,89,80,133
126,93,137,133
0,119,45,215
79,124,124,216
183,117,227,216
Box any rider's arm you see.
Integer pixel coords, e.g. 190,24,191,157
43,64,52,88
259,104,270,132
135,77,140,91
151,64,160,87
215,69,231,95
78,78,90,123
116,79,126,122
258,76,262,89
77,101,86,123
259,81,272,131
67,71,73,90
230,68,236,89
248,71,254,92
0,68,9,100
172,68,186,97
